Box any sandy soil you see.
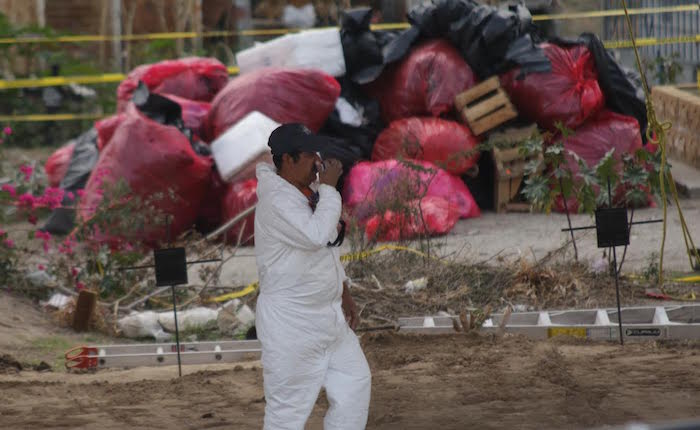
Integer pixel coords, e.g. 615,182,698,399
2,295,700,430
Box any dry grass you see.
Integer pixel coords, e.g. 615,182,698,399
345,248,647,326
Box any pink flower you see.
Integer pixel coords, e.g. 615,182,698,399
3,126,11,135
76,190,86,198
28,214,37,225
71,267,80,277
38,264,45,270
19,165,33,182
17,193,35,209
76,281,85,291
3,239,14,248
35,230,51,253
66,192,75,201
1,184,16,197
38,187,65,209
59,237,77,255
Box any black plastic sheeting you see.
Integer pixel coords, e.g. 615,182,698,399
132,81,212,156
320,77,384,159
340,8,418,85
552,33,648,142
340,1,551,85
41,128,99,235
408,0,550,78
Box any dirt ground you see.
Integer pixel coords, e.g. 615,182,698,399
1,294,700,429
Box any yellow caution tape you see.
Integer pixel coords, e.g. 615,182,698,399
532,4,699,21
0,30,696,93
604,34,700,49
208,282,259,303
0,5,696,46
0,73,126,90
628,274,700,284
0,113,106,122
207,244,444,303
0,69,241,90
340,244,436,262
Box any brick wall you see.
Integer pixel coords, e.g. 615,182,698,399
652,86,700,168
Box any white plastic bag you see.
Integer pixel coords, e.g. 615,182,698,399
118,311,168,339
42,293,71,310
158,307,219,332
282,4,316,28
335,97,364,127
211,111,279,182
236,28,346,77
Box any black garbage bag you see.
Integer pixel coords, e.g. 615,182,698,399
320,77,384,160
408,0,550,78
132,81,211,156
574,33,648,141
340,8,418,85
41,128,99,235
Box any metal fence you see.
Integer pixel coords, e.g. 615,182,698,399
602,0,700,68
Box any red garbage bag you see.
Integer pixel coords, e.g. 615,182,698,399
45,142,76,187
204,68,341,141
195,169,227,234
342,159,480,221
369,39,477,123
364,196,461,242
500,43,604,131
116,57,228,111
97,96,211,150
221,179,257,245
554,110,647,213
159,94,211,138
95,114,126,151
79,108,212,245
372,117,480,175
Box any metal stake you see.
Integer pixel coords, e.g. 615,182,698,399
171,284,183,377
608,178,624,346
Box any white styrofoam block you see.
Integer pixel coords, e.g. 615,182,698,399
236,28,346,77
211,111,279,182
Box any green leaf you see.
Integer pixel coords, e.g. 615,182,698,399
517,134,543,157
577,183,597,215
622,164,649,187
554,121,575,139
557,177,574,199
522,176,551,210
595,148,618,185
524,159,542,176
625,188,648,207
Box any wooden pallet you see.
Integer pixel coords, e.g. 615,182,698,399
490,125,543,213
455,77,518,136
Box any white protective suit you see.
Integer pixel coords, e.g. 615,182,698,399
254,163,371,430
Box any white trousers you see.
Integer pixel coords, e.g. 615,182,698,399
262,329,371,430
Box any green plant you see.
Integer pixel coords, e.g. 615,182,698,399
519,122,667,216
642,252,660,281
643,52,683,85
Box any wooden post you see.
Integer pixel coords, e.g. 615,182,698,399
73,290,98,332
193,0,203,53
111,0,123,72
35,0,45,27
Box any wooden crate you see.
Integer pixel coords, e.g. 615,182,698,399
454,77,518,136
490,125,543,213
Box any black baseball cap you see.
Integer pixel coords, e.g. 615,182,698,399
268,123,330,156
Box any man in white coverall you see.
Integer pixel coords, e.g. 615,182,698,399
254,123,372,430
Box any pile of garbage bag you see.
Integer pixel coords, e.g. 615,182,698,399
44,0,651,243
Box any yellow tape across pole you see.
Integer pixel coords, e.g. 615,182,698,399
0,4,697,46
0,113,106,122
